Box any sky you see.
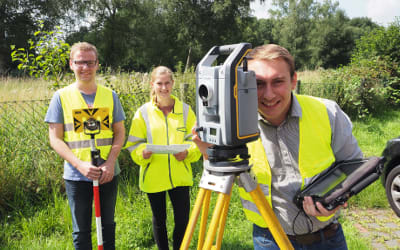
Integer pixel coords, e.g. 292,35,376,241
250,0,400,27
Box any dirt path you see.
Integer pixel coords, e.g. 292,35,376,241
342,208,400,249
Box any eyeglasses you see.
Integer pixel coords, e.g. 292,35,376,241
73,60,97,68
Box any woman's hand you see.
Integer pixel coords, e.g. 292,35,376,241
174,150,188,161
143,149,153,159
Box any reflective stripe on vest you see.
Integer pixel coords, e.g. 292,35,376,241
60,84,114,162
126,135,146,153
136,102,190,144
239,95,335,227
125,98,190,151
66,138,113,149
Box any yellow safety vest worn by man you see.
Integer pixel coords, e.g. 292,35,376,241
60,84,114,163
239,94,362,234
126,95,201,193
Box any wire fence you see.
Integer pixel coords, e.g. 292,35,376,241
0,83,195,167
0,81,330,163
0,99,51,153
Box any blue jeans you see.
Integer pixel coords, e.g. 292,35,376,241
65,176,118,250
253,223,348,250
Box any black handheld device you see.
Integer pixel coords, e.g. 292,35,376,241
294,157,384,211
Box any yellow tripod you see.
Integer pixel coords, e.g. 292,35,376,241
180,157,293,250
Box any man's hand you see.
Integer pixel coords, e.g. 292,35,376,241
76,161,103,181
99,161,115,184
143,149,153,159
192,127,213,160
302,196,347,217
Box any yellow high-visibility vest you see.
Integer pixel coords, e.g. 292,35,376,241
60,84,114,162
239,95,335,227
125,95,201,193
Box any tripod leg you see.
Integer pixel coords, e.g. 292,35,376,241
214,189,232,250
203,192,231,250
181,188,208,250
197,190,211,250
249,185,293,250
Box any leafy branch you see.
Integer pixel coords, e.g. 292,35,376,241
10,21,71,89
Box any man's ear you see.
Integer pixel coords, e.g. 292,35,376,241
291,72,297,91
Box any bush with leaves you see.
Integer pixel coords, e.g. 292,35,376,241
10,21,71,89
321,56,394,118
318,20,400,118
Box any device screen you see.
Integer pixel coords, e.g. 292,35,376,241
210,128,217,136
312,169,347,196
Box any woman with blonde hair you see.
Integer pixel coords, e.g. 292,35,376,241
125,66,201,250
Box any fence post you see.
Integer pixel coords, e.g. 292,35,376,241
181,83,189,103
296,80,301,94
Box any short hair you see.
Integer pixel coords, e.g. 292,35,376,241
247,44,295,78
150,66,174,102
70,42,98,60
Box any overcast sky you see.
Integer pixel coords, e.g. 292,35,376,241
250,0,400,27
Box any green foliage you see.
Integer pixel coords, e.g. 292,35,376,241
313,20,400,118
352,18,400,64
10,21,71,88
0,100,64,217
319,57,394,118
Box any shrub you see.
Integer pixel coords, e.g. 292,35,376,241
318,20,400,118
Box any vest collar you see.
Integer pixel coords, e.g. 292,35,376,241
151,95,183,114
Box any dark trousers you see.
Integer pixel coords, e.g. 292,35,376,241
147,186,190,250
65,176,118,250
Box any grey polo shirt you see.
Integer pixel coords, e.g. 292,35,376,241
258,94,362,235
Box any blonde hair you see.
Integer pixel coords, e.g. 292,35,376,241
70,42,98,60
150,66,174,103
247,44,295,78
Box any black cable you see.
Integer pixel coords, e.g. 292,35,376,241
292,209,314,236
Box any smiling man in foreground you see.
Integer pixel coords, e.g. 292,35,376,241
193,44,362,250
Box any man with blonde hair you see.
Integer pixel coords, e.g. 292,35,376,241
45,42,125,249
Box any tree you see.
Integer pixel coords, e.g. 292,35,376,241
0,0,88,75
240,17,276,49
161,0,254,70
309,5,353,68
269,0,317,69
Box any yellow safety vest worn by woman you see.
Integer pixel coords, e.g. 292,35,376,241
239,95,336,228
60,84,114,162
126,95,201,193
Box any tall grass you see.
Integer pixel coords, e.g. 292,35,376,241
0,77,55,102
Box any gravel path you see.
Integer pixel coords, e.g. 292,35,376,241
342,208,400,249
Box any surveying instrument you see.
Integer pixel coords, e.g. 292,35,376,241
180,43,293,250
73,107,110,250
